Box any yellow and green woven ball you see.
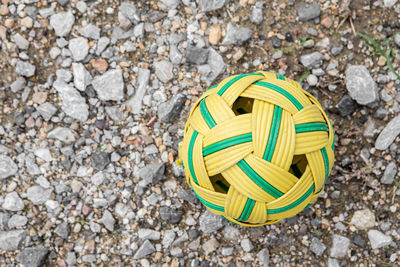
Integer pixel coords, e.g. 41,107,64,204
178,71,335,226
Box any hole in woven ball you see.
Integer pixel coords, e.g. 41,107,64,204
290,155,308,178
232,97,254,115
209,174,230,193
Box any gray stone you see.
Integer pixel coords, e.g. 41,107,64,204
96,37,110,55
0,213,10,228
11,77,26,92
203,237,219,255
15,61,35,77
200,47,226,85
101,210,115,231
57,0,70,6
384,0,398,7
299,52,323,69
170,45,182,65
395,33,400,48
27,186,51,205
375,115,400,150
66,252,76,266
0,230,26,250
8,214,28,229
90,221,101,233
327,258,340,267
161,0,180,9
134,240,155,259
119,2,140,23
127,68,150,114
297,3,320,21
199,210,224,234
133,23,144,38
111,26,135,40
199,0,229,12
331,46,343,56
310,237,327,256
69,37,89,61
221,247,233,256
186,46,209,64
223,225,240,240
49,47,61,59
250,2,264,25
54,222,69,239
158,94,186,122
91,152,110,171
138,162,165,185
92,69,124,101
53,79,88,121
50,11,75,37
381,162,397,184
39,6,55,18
307,74,318,86
2,192,24,211
72,63,92,91
177,189,198,204
336,95,357,117
47,127,75,143
105,106,123,122
76,1,87,12
162,230,176,248
37,102,57,121
353,234,366,248
154,60,174,83
16,246,47,267
91,172,105,186
257,248,270,267
350,209,375,229
240,238,254,252
368,229,392,249
222,22,253,45
82,254,96,263
12,33,29,50
345,65,378,105
330,234,350,258
138,229,161,240
0,155,18,180
56,69,73,82
34,148,53,162
80,24,100,39
159,207,183,224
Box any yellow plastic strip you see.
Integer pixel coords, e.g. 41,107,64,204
225,187,247,219
270,109,295,170
245,154,298,193
306,150,326,193
252,100,274,158
204,94,236,124
294,131,328,155
203,114,252,146
242,84,298,114
222,164,277,202
204,142,253,176
192,132,215,191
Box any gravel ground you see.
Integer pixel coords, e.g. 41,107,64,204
1,0,400,266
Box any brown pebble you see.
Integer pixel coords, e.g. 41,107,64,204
208,25,221,45
4,18,14,28
32,92,48,104
320,17,333,28
20,17,33,28
0,4,9,15
25,116,35,128
91,59,109,73
82,205,92,216
377,55,386,66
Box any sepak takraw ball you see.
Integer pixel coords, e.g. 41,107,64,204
178,71,335,226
